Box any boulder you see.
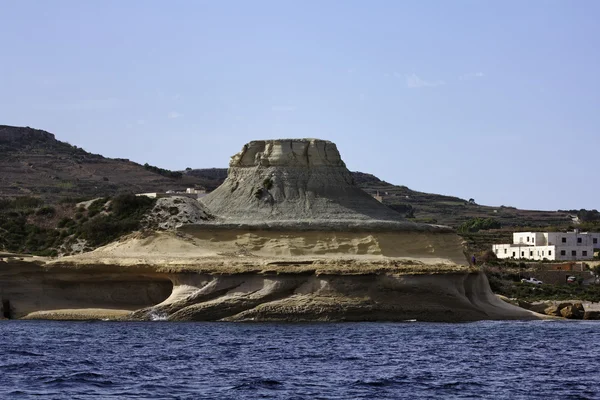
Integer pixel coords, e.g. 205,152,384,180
528,301,552,314
559,303,584,319
583,310,600,320
544,305,561,316
201,139,435,226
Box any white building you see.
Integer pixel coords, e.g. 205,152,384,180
136,188,207,200
492,230,600,261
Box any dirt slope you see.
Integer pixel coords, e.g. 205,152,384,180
0,125,211,201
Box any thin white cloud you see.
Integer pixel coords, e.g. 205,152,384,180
404,73,445,88
168,111,183,119
459,72,485,81
271,105,296,112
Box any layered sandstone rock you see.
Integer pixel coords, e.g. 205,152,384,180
0,138,546,322
201,139,429,228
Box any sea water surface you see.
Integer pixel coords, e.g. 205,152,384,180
1,320,599,399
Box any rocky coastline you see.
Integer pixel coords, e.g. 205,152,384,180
0,139,547,322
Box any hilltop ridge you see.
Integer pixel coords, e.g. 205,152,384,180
0,125,215,200
0,124,573,228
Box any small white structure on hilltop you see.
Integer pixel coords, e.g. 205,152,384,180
493,230,600,261
137,188,207,200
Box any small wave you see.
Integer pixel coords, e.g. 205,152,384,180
8,350,44,357
1,361,46,372
352,377,405,388
35,372,115,389
231,378,284,390
149,312,169,321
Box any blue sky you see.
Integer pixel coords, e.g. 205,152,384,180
1,1,599,211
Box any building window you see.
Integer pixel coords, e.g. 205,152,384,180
594,238,598,244
495,249,498,254
512,252,516,257
583,251,588,257
549,250,552,256
561,250,566,256
562,237,566,243
577,238,582,243
542,251,544,256
530,251,533,256
504,249,507,254
527,237,530,242
572,250,576,256
521,251,524,257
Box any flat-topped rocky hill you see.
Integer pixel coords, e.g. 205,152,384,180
0,125,573,229
0,136,545,322
201,139,433,229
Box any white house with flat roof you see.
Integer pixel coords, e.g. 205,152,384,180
492,230,600,261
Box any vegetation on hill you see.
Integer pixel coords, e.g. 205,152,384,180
182,168,228,191
484,262,600,302
143,163,182,179
576,209,600,223
0,125,213,202
0,194,155,256
457,217,501,233
2,125,597,262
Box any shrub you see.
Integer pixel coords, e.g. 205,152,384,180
479,249,498,263
110,193,154,218
58,196,91,204
387,204,415,218
263,177,273,190
0,196,43,210
458,218,501,233
57,217,73,228
35,206,56,217
143,163,182,179
74,194,156,247
78,216,138,247
87,198,108,216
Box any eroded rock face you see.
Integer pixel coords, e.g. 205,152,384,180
559,303,584,319
143,196,214,230
201,139,427,226
230,139,345,168
0,125,56,143
584,310,600,320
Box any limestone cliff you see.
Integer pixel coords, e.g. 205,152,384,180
201,139,427,228
1,232,540,322
0,138,545,322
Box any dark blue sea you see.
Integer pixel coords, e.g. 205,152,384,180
1,321,599,399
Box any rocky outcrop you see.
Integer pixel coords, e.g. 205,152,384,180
559,303,584,319
0,256,171,320
0,125,56,143
0,138,547,322
0,251,539,322
143,196,214,230
201,139,429,227
584,310,600,320
516,300,587,319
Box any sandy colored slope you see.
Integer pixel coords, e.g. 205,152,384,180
55,228,468,268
